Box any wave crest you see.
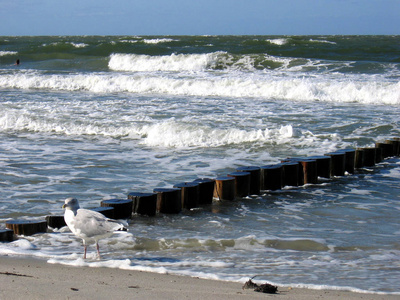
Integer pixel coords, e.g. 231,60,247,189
0,112,294,148
1,71,398,105
139,121,293,148
108,52,220,72
0,51,18,56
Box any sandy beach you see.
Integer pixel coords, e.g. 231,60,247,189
0,256,398,300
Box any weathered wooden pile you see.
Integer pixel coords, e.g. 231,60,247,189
1,138,399,242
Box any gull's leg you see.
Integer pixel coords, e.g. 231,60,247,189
96,242,101,259
83,244,87,259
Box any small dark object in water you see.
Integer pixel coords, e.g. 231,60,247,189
242,277,278,294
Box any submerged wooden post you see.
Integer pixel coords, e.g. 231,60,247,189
375,147,383,163
6,219,47,236
213,176,235,201
236,166,261,195
101,199,133,219
45,215,67,229
128,192,157,216
386,139,400,156
281,162,299,187
324,152,345,176
228,172,251,198
153,188,182,214
193,178,215,205
307,156,331,178
355,149,364,169
91,206,115,218
0,229,14,242
283,158,318,185
173,182,199,209
260,164,282,191
376,142,394,158
298,159,318,184
391,138,400,156
362,147,376,167
282,158,303,186
337,149,356,174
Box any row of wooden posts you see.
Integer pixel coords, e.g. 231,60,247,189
1,138,399,241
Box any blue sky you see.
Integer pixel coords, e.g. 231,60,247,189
1,0,399,35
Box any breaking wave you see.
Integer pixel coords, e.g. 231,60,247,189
0,70,398,104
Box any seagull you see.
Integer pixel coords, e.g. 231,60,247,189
62,197,127,259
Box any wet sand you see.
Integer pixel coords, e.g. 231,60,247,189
0,256,398,300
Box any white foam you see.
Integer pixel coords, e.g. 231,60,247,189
266,38,288,45
12,239,37,250
119,39,138,44
139,121,293,148
70,42,88,48
309,38,337,45
1,70,398,105
348,188,371,195
0,108,296,147
108,52,218,72
142,38,176,44
0,51,17,56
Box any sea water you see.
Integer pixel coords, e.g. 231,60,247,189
0,36,399,294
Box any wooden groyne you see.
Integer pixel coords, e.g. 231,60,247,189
1,137,399,241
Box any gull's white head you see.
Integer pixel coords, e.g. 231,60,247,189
62,197,80,211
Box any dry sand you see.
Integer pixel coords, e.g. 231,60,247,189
0,256,398,300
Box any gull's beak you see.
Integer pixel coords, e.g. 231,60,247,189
62,204,67,209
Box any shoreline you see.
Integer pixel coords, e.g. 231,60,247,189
0,255,398,300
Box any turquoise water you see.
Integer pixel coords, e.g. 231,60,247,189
0,36,399,294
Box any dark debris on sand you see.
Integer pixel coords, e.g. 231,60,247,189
242,276,278,294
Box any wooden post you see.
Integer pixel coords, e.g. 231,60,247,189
298,159,318,184
362,147,376,167
193,178,215,205
153,188,182,214
213,176,235,201
45,215,67,229
375,147,383,163
392,138,400,156
283,158,318,185
307,156,331,178
0,229,14,242
228,172,251,198
260,164,282,191
324,152,346,176
282,158,303,186
6,219,47,236
173,182,199,209
376,142,394,158
91,207,115,219
386,139,400,156
281,162,299,187
337,149,356,174
128,192,157,216
100,199,133,219
355,149,364,169
236,166,261,195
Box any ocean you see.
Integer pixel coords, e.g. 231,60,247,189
0,35,399,294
